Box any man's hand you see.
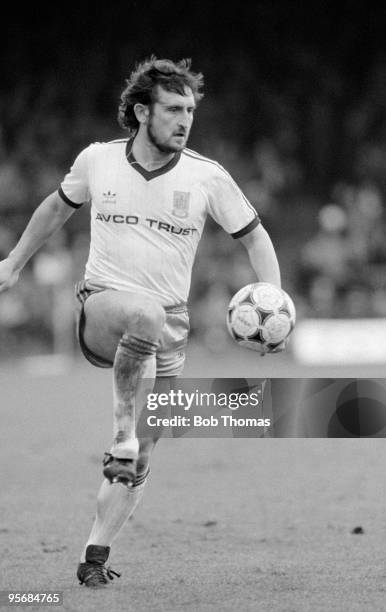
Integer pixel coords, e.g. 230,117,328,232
0,259,20,293
260,340,287,357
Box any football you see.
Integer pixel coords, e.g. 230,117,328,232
226,282,296,353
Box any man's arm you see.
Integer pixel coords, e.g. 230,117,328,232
0,191,76,292
238,223,281,288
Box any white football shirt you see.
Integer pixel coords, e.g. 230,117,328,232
59,139,259,306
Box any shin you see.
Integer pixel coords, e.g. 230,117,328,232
111,333,158,458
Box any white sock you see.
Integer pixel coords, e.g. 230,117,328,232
80,475,148,562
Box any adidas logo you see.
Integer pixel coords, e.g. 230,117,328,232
102,190,117,204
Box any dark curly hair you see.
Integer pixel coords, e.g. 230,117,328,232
118,56,204,134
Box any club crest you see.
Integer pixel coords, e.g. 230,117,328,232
172,191,190,218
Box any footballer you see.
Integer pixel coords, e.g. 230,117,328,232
0,57,282,587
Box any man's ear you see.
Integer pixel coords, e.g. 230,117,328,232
133,103,150,125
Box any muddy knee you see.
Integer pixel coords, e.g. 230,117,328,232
123,302,166,342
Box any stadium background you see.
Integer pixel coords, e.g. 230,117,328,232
1,1,385,369
1,5,386,611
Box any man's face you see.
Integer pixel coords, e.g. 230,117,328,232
146,85,196,153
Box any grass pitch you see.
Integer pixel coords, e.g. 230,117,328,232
0,345,385,611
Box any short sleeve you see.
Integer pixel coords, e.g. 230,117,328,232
206,168,260,238
58,147,90,209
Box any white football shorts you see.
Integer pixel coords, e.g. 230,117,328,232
75,280,189,377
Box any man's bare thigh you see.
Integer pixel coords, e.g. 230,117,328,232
83,289,160,363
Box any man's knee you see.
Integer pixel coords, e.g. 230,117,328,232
121,301,166,341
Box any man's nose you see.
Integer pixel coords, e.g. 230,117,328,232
179,110,192,126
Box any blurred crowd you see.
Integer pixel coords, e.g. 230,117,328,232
0,62,385,358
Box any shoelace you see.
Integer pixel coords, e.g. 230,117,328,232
84,564,121,584
106,566,121,580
